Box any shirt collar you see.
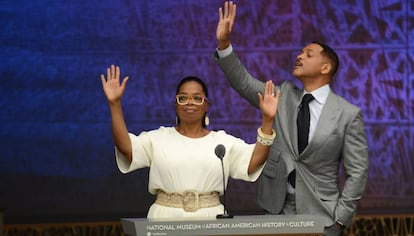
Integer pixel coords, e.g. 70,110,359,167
303,84,330,105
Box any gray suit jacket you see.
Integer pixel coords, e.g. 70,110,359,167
215,51,369,227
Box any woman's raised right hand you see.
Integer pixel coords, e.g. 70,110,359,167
100,65,129,104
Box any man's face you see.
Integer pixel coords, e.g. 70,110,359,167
292,43,327,79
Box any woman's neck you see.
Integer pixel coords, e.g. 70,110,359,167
175,124,209,138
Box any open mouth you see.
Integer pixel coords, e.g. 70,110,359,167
294,60,302,67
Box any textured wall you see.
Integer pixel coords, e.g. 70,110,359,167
0,0,413,223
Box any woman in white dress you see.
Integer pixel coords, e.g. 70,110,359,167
101,65,280,219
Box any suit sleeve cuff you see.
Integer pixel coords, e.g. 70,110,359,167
216,44,233,58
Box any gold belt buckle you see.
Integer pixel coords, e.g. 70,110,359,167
182,191,200,212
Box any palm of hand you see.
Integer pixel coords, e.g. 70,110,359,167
216,20,231,41
259,81,279,119
100,65,128,103
103,79,124,102
216,2,235,42
261,94,278,119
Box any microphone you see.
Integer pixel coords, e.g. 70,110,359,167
215,144,233,219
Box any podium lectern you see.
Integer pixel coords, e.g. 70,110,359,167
121,214,324,236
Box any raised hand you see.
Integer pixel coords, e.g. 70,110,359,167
101,65,129,104
258,81,280,120
216,1,236,50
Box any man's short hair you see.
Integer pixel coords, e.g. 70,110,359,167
312,41,339,77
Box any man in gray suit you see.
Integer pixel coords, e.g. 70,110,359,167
214,2,369,236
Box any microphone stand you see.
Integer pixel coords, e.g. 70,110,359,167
216,158,233,219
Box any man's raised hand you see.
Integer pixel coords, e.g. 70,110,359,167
216,1,237,50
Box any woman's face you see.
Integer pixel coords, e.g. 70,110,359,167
175,81,208,126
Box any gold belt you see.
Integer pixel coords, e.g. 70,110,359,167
155,190,220,212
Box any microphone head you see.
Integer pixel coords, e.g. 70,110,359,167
215,144,226,159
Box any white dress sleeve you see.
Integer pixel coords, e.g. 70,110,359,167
115,132,153,173
219,131,265,182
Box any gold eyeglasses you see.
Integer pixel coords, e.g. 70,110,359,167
176,94,208,105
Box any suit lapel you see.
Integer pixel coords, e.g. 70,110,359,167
284,87,302,157
306,92,342,154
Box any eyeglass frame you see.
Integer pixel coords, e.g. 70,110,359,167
175,94,208,105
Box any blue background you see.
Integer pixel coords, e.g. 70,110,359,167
1,0,413,223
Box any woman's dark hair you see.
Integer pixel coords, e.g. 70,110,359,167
176,76,209,98
312,41,339,77
175,76,209,128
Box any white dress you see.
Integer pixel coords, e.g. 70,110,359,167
116,126,264,219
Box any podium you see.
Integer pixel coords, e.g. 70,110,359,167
121,214,324,236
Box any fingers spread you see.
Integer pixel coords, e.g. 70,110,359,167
100,74,106,86
230,3,236,29
110,65,115,79
264,80,275,95
275,90,281,99
106,67,111,80
116,65,120,80
218,8,223,21
224,1,228,18
121,76,129,88
258,91,263,100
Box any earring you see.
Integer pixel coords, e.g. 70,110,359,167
204,114,210,126
175,116,179,125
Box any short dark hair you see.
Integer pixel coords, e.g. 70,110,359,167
312,41,339,77
176,76,209,98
